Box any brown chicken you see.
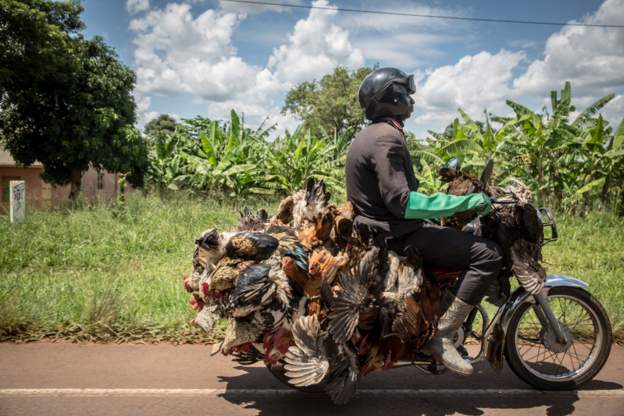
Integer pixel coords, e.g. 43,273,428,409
184,178,441,406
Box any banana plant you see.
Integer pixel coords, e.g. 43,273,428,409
503,82,614,207
263,128,345,195
422,108,518,189
181,111,270,196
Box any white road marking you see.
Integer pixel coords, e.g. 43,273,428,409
0,388,622,398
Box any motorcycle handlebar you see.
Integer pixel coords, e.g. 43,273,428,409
490,198,517,205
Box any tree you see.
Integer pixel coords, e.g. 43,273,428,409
144,114,178,141
281,66,372,138
418,82,623,212
504,82,614,207
0,0,147,199
425,109,518,174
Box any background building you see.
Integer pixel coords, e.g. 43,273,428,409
0,147,128,213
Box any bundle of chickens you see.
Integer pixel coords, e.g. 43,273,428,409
182,178,441,405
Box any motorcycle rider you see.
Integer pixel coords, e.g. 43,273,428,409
345,67,503,376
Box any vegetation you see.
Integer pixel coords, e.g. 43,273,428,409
146,111,349,198
0,3,621,347
415,82,624,212
282,66,372,137
144,114,178,142
146,80,623,216
0,195,622,343
0,0,147,198
1,2,620,211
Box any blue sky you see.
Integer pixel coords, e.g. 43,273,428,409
80,0,624,136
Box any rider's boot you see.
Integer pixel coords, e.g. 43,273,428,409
423,295,474,376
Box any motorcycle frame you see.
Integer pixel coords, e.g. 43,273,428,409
390,274,589,372
392,160,580,373
474,273,588,367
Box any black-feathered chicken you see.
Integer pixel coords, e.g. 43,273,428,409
195,228,233,268
225,232,279,261
227,261,291,318
446,176,546,296
228,264,275,317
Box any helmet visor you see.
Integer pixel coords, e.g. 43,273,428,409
398,74,416,94
374,74,416,100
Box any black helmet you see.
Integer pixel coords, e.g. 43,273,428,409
358,67,416,122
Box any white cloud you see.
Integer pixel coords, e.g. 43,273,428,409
411,50,525,132
340,2,462,32
408,0,624,136
128,0,624,139
131,0,363,133
508,0,624,131
352,32,457,68
341,2,469,71
268,0,364,84
131,4,258,101
514,0,624,98
601,95,624,128
127,0,150,15
234,0,365,130
134,92,157,128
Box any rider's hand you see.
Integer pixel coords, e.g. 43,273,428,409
476,192,493,216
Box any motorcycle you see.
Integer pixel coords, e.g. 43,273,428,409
265,158,613,394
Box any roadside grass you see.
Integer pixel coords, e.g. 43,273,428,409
0,194,269,343
541,213,624,339
1,194,622,343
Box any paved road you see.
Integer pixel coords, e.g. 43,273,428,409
0,342,622,416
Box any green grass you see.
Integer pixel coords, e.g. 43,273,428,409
0,194,270,342
541,213,624,338
1,195,622,342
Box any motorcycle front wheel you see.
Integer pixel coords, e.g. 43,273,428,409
504,286,612,390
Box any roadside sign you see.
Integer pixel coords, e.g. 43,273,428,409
10,180,25,223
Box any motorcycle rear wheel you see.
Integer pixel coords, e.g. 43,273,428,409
504,286,612,390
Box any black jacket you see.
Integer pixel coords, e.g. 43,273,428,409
345,120,423,238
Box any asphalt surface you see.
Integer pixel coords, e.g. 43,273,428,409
0,342,622,416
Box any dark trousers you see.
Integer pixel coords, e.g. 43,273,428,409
388,222,504,305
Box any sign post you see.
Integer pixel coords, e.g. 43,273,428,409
10,180,25,223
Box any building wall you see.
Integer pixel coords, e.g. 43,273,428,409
80,167,120,199
0,166,44,212
0,165,131,213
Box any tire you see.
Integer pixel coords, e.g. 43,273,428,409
504,286,612,390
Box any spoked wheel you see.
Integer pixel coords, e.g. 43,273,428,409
505,286,612,390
